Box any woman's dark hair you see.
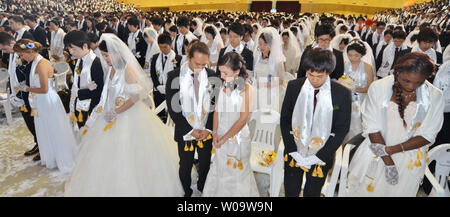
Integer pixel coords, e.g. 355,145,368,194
98,40,108,52
347,41,367,56
220,28,228,35
290,27,298,35
157,32,172,45
204,26,216,38
302,48,336,74
217,52,248,80
393,30,407,39
340,38,350,46
339,25,348,32
315,24,335,39
281,31,289,38
63,30,91,49
392,52,435,127
417,27,438,43
13,39,43,53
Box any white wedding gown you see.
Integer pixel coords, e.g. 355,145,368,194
30,55,76,174
253,58,284,112
344,61,368,140
64,67,184,197
202,87,259,197
347,101,425,196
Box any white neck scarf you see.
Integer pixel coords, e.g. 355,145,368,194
155,50,176,85
179,62,212,140
291,77,333,156
411,45,437,64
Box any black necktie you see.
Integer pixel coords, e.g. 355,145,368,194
392,47,400,69
313,89,320,112
232,48,236,53
77,59,83,87
162,55,168,71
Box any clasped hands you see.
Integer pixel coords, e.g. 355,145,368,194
191,129,210,142
369,143,399,185
288,152,325,169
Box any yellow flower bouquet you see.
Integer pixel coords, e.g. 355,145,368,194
258,150,277,167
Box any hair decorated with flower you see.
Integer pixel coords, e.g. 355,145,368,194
13,39,43,53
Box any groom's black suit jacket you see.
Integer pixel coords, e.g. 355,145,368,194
165,67,220,143
280,77,352,166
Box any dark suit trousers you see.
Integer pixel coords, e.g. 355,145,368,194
21,96,37,144
177,139,212,197
284,155,331,197
74,110,89,128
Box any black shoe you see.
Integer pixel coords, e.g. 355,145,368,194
33,154,40,161
24,144,39,156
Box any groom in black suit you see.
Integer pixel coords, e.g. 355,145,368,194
165,41,220,197
217,22,253,76
282,49,351,197
297,24,344,80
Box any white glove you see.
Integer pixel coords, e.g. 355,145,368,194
369,143,389,157
71,87,78,99
87,81,97,91
384,165,399,185
289,152,311,169
104,110,117,122
9,95,25,107
302,155,326,167
17,82,29,92
156,85,165,94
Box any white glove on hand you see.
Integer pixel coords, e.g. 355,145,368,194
87,81,97,91
18,82,29,92
289,152,311,169
384,165,399,185
104,110,117,122
302,155,326,167
156,85,165,94
71,87,78,99
9,95,25,107
369,143,389,157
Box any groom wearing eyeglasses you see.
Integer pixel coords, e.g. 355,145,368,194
297,24,344,80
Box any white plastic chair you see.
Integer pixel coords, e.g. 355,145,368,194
249,109,283,197
0,68,12,125
338,143,355,197
426,143,450,197
52,62,70,91
320,145,343,197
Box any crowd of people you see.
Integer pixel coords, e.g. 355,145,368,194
0,0,449,197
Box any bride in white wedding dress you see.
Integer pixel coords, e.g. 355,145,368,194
64,33,184,197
